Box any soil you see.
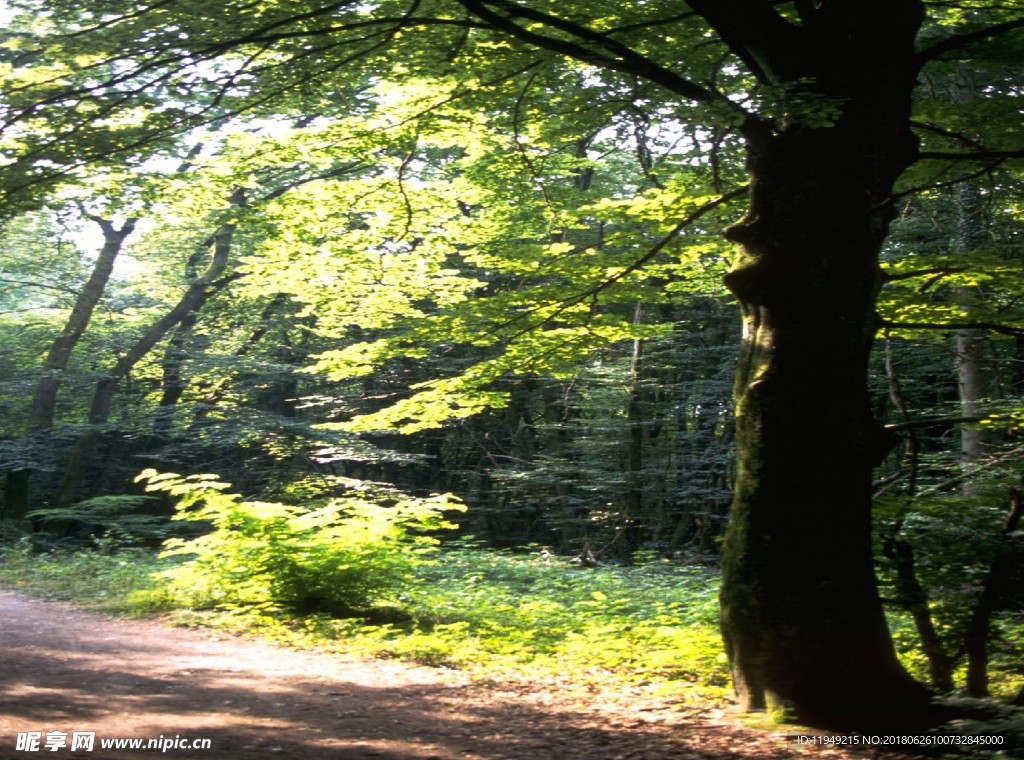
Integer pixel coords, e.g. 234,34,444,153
0,590,920,760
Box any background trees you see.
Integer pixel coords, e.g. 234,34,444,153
1,0,1022,730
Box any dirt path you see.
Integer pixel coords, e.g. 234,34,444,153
0,590,905,760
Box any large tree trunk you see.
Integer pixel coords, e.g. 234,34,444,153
718,110,936,727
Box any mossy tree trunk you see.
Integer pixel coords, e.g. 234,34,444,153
719,124,934,728
716,8,937,727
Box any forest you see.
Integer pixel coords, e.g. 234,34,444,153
1,0,1023,736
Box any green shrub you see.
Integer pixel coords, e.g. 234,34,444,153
137,469,464,617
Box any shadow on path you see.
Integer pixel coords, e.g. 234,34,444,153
0,591,797,760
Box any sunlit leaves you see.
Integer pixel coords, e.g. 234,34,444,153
879,243,1024,339
139,468,465,615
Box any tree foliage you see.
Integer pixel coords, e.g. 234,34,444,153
1,0,1023,731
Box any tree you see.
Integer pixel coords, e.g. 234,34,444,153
54,188,244,508
0,209,98,517
868,44,1024,700
428,1,1023,728
3,0,1024,730
2,216,137,519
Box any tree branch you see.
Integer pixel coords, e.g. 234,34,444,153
452,0,729,106
884,415,986,432
916,17,1024,66
684,0,805,84
892,158,1010,199
880,266,968,284
917,149,1024,161
915,444,1024,498
880,318,1024,336
459,185,749,344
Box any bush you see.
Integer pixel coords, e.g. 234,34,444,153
137,469,464,617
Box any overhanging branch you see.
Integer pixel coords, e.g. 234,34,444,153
452,0,729,107
881,266,968,284
880,318,1024,337
917,149,1024,161
916,17,1024,66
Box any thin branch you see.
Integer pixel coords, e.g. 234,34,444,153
915,444,1024,498
510,70,553,211
892,158,1009,199
910,120,987,152
606,11,697,36
259,161,367,204
57,0,182,39
873,468,910,496
916,17,1024,66
881,266,968,284
884,415,986,432
880,318,1024,336
552,186,748,308
0,278,81,296
883,336,919,497
492,185,749,342
393,138,419,242
917,149,1024,161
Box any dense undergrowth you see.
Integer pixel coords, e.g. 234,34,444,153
1,469,1021,725
0,471,732,703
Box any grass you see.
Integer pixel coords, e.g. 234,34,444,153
0,537,732,705
0,538,176,614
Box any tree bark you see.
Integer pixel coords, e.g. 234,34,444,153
717,66,936,727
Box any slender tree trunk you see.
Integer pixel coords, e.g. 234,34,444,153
884,538,957,692
718,91,936,727
3,470,31,522
952,65,989,489
964,489,1023,697
623,306,648,554
540,382,579,554
56,192,242,507
25,218,138,432
1,218,136,520
152,314,200,440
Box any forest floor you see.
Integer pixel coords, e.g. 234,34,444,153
0,589,937,760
